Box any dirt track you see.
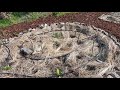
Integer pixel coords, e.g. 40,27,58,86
1,12,120,40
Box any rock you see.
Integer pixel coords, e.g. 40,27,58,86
107,75,114,78
28,28,36,32
2,39,9,44
20,47,33,56
19,32,24,35
69,31,76,38
39,24,44,29
0,12,9,19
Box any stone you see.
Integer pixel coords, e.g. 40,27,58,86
69,31,76,38
39,24,44,29
19,32,24,36
28,28,36,32
107,75,114,78
2,39,9,44
20,47,33,56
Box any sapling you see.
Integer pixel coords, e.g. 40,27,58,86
55,68,63,78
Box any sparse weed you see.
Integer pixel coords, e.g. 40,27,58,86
52,12,72,17
52,32,63,39
55,68,63,77
1,65,12,70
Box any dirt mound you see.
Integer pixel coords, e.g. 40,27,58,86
0,22,120,78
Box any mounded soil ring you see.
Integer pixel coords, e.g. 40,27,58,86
0,22,120,78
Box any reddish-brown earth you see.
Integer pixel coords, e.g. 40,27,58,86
1,12,120,40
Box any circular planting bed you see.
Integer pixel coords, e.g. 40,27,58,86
0,22,120,78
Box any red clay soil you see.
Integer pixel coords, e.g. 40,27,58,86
1,12,120,40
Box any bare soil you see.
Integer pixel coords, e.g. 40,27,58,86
1,12,120,41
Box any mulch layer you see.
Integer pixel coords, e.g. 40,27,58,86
1,12,120,40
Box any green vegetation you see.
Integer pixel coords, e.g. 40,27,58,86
52,32,63,39
0,12,51,28
1,65,12,70
55,68,63,77
0,19,11,28
52,12,71,17
0,12,74,28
